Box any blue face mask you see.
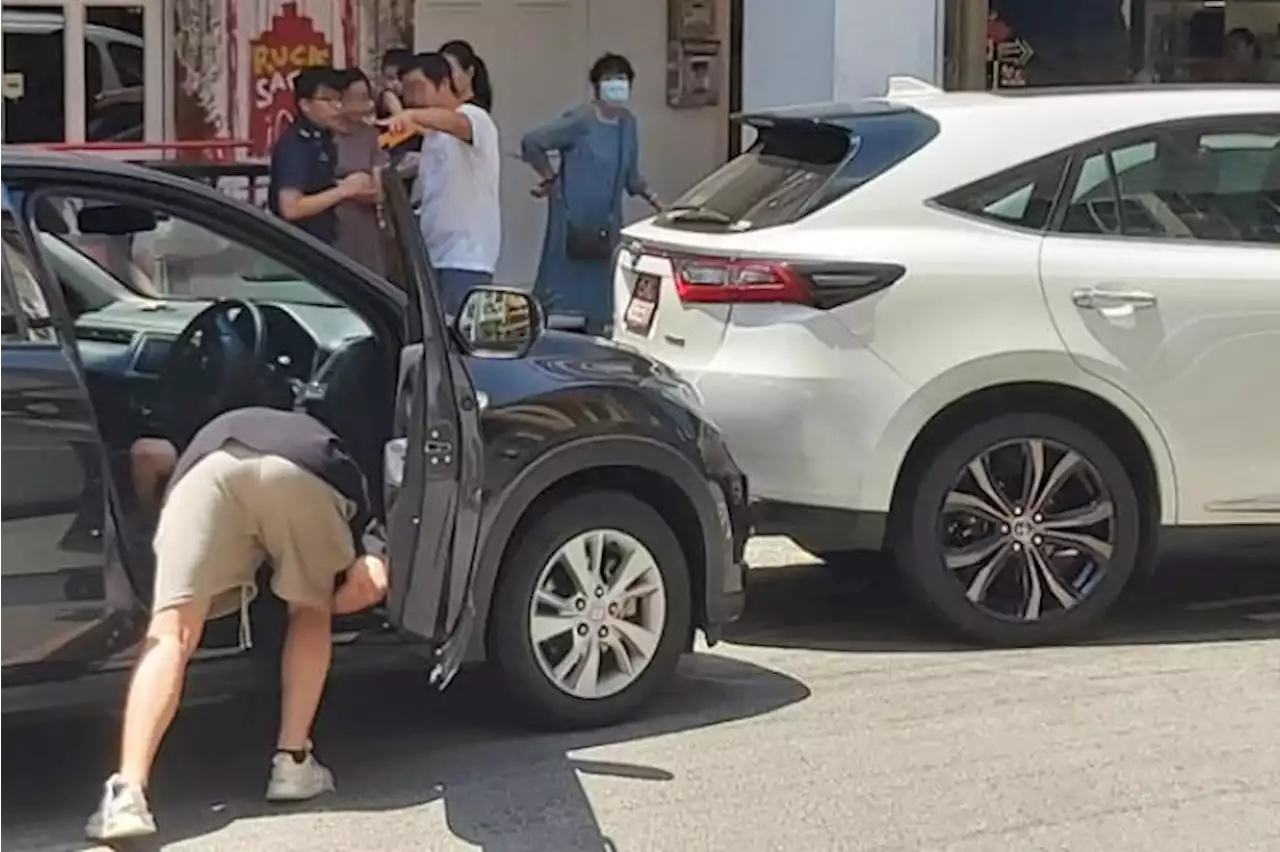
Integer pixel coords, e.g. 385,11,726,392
598,77,630,104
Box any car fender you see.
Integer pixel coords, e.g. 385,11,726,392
462,433,725,662
860,350,1179,524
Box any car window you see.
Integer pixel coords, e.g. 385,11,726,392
106,42,143,88
934,152,1070,231
1060,121,1280,244
37,194,342,306
663,106,939,231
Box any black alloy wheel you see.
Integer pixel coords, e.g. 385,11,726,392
895,412,1143,645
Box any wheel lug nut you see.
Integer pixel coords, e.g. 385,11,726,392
1014,507,1023,515
577,624,589,636
1033,514,1043,523
1000,525,1010,534
594,587,605,598
574,599,586,611
1012,542,1022,551
597,626,608,638
607,603,618,616
1033,536,1043,545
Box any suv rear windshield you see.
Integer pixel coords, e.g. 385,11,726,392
660,104,939,232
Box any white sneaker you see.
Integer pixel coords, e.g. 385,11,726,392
266,750,336,802
85,773,157,841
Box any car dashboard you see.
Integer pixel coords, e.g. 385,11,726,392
73,298,373,445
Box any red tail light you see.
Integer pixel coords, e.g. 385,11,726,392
674,257,810,304
670,254,905,308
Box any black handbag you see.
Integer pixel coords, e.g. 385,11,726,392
562,119,625,261
565,224,614,260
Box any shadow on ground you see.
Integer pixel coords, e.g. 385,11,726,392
1,653,809,851
727,546,1280,654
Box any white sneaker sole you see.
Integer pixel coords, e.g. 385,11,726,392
265,768,336,802
85,814,157,841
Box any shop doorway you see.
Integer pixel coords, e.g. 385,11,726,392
2,0,164,146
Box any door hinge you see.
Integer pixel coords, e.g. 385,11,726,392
425,427,454,466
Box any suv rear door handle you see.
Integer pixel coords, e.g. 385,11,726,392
1071,286,1158,310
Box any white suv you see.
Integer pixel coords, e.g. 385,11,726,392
612,80,1280,645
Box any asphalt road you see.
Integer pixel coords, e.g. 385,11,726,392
4,539,1278,852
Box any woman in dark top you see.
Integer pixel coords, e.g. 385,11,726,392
440,39,494,111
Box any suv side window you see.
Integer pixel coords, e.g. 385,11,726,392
1059,118,1280,244
934,152,1070,231
2,212,55,343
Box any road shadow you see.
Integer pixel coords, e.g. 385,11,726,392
1,652,809,851
727,548,1280,654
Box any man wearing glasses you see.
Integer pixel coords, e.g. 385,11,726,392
269,66,377,244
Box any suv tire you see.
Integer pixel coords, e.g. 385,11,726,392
489,490,692,730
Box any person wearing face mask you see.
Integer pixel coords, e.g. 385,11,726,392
520,52,662,336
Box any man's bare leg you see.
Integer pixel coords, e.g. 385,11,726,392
86,600,209,840
130,438,177,518
119,601,210,785
278,602,332,751
266,602,337,801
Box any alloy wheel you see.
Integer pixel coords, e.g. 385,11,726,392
939,437,1116,622
528,529,668,700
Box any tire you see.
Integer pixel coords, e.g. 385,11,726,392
893,412,1143,646
488,490,692,730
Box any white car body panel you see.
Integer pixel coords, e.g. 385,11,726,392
614,85,1280,536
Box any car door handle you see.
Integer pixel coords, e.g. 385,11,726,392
1071,287,1158,310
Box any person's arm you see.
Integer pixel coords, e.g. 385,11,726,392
623,115,662,211
270,139,364,221
521,107,587,184
332,554,388,615
381,107,475,143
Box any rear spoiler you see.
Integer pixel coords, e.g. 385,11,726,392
731,94,917,131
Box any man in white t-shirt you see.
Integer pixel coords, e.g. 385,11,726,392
385,52,500,316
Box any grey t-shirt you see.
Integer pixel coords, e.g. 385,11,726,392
333,124,389,277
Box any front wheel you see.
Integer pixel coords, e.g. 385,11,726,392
488,491,692,730
894,412,1143,646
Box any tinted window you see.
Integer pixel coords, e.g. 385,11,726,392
37,194,342,306
935,152,1070,230
107,42,143,87
662,107,939,231
1060,119,1280,244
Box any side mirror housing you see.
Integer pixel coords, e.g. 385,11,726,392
453,286,543,359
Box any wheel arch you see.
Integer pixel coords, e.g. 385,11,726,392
463,436,715,662
881,380,1173,563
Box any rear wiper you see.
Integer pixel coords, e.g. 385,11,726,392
662,205,735,225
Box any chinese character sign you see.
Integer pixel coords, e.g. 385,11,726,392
248,2,331,156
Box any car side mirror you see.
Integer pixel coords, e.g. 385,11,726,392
453,286,543,359
77,204,157,236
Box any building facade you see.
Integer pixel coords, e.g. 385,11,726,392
742,0,1280,114
3,0,733,284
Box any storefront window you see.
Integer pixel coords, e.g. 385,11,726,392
85,6,145,142
948,0,1280,90
2,6,69,143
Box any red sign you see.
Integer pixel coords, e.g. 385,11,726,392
248,3,332,157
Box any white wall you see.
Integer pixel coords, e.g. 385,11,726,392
743,0,942,110
415,0,729,286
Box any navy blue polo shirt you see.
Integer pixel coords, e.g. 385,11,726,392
267,115,339,243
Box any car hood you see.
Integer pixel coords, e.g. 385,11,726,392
467,328,709,420
74,298,208,336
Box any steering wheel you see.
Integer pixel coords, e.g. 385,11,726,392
159,298,268,437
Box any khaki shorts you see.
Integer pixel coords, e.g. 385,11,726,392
152,441,356,619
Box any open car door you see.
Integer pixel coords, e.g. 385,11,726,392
378,169,484,689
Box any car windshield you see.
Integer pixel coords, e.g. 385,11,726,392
44,199,342,307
